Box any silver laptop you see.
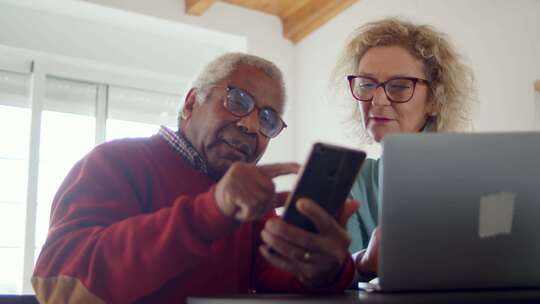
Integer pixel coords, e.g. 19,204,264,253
377,132,540,291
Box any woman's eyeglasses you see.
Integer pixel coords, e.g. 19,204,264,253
347,75,430,103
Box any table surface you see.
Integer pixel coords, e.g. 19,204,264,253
187,289,540,304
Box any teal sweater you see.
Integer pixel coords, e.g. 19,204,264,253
347,158,380,253
347,119,435,253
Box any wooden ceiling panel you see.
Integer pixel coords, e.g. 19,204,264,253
186,0,359,43
222,0,287,15
282,0,357,43
279,0,311,18
186,0,217,16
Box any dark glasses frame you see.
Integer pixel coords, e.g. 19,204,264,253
347,75,431,103
221,85,287,138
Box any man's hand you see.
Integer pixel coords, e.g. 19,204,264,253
215,162,300,222
355,227,380,276
259,198,359,287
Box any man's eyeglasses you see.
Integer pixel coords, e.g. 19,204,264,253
347,75,430,103
222,85,286,138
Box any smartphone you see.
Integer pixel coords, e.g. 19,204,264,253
281,142,366,233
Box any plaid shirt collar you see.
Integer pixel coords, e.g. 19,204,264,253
158,126,211,177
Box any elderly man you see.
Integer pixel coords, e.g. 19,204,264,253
32,53,356,303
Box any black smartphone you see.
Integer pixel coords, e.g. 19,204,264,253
281,142,366,233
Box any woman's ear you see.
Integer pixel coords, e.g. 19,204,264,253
426,100,439,117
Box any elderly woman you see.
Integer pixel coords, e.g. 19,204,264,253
332,17,476,279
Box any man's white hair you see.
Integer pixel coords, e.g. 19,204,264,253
179,53,286,127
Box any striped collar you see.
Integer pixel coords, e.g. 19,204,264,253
158,126,210,176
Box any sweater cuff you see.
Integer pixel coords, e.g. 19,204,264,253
303,254,355,293
191,184,239,241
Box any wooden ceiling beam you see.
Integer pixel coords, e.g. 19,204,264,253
223,0,284,15
186,0,217,16
535,80,540,92
279,0,311,18
187,0,359,43
282,0,358,43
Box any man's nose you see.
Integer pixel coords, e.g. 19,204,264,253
236,110,259,135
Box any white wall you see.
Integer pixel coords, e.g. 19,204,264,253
0,0,247,88
294,0,540,159
80,0,298,170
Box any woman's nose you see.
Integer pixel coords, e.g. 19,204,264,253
371,86,391,106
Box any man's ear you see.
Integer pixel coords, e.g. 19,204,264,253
182,88,199,120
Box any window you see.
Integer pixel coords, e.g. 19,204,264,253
106,85,179,141
0,68,182,295
0,70,31,294
35,77,98,252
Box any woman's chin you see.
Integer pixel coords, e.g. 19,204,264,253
369,128,399,143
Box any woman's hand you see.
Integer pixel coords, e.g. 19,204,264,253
355,227,380,276
259,198,359,287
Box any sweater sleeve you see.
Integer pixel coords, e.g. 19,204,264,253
252,214,355,293
32,144,238,304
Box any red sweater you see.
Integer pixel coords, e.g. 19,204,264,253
32,134,354,303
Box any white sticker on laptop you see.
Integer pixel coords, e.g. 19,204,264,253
478,192,515,238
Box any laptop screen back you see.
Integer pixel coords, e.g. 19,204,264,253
378,132,540,291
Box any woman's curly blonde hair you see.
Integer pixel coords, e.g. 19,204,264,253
332,17,476,142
